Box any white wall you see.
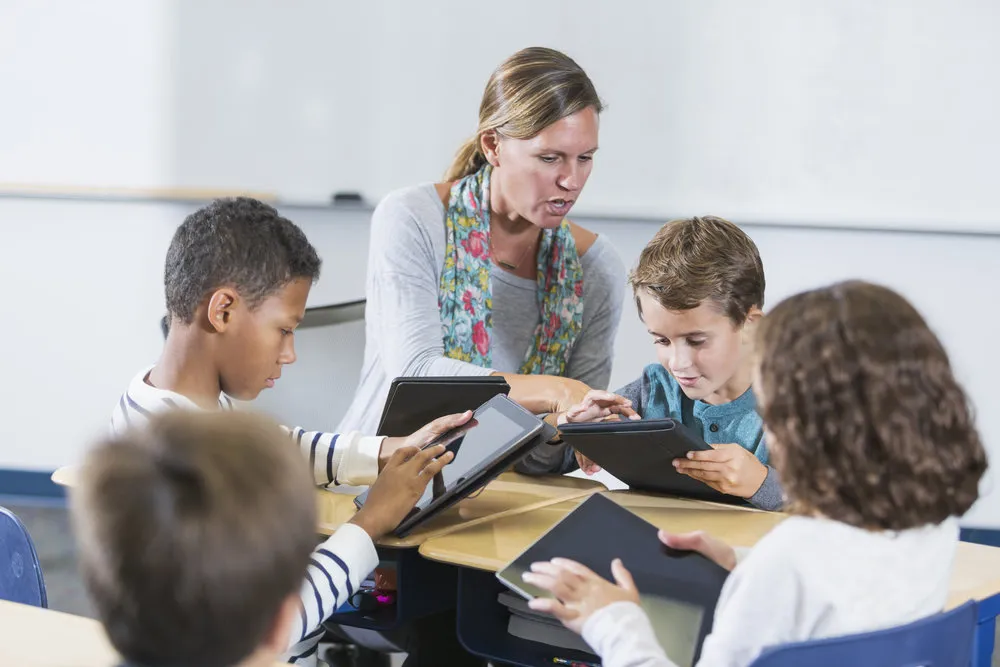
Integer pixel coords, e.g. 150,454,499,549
0,0,174,187
0,2,996,527
127,0,1000,231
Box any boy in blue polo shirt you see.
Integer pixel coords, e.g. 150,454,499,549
558,216,782,510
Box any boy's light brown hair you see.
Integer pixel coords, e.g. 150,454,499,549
71,411,317,667
756,280,986,531
629,216,765,325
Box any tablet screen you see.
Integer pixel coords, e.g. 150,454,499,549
410,404,530,512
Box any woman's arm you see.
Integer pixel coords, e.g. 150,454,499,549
368,189,495,379
497,372,592,415
563,234,628,391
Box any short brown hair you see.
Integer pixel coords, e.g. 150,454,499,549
629,216,765,325
71,411,317,667
756,281,986,531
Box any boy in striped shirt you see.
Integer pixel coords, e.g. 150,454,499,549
110,197,471,665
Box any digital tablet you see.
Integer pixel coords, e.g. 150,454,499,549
558,418,748,505
496,493,729,667
375,376,511,437
355,394,545,537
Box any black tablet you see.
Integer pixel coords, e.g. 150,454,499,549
356,394,544,537
558,418,747,505
375,376,511,437
496,493,729,667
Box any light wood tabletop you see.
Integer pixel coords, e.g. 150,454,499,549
0,599,290,667
56,465,607,549
317,472,606,547
0,600,119,667
50,466,76,488
418,490,1000,610
417,491,786,571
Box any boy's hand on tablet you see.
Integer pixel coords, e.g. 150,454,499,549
658,530,737,571
523,557,640,634
350,443,455,539
672,443,767,498
377,411,473,470
558,390,640,425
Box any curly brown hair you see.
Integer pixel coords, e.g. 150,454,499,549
629,216,764,325
756,281,986,530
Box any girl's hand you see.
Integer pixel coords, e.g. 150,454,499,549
522,557,640,634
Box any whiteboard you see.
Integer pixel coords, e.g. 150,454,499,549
26,0,1000,233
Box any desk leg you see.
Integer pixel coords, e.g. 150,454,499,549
974,593,1000,667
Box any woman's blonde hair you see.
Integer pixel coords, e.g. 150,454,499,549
444,47,603,182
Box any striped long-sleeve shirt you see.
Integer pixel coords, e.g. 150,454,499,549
111,365,382,665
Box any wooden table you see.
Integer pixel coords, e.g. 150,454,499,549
0,600,119,667
55,467,606,550
418,489,1000,610
418,490,1000,666
0,599,291,667
418,490,784,571
316,472,605,547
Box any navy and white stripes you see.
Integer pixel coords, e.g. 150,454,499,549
110,365,382,667
284,523,378,664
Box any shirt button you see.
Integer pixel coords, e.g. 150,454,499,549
709,423,720,433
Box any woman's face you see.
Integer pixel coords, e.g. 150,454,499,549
486,106,599,229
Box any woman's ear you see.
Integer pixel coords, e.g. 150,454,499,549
480,130,500,167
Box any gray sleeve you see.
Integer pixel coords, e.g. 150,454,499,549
514,433,579,476
614,375,646,417
367,189,494,379
563,236,627,391
747,465,785,511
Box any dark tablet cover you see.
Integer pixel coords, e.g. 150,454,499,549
376,376,511,437
497,493,729,667
559,419,747,505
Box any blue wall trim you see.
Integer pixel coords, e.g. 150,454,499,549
961,528,1000,549
0,469,65,499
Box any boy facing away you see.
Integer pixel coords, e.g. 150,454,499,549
74,409,437,667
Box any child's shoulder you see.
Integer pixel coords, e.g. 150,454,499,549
614,364,684,419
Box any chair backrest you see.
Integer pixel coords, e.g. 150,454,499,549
749,600,977,667
0,506,48,607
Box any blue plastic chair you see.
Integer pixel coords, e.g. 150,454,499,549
0,506,48,607
749,600,976,667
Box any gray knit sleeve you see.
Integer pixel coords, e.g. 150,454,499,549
747,465,785,511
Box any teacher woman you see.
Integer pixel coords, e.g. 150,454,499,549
339,47,625,471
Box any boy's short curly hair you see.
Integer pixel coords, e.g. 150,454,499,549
756,281,986,530
629,216,764,325
164,197,321,323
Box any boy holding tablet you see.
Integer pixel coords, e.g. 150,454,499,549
110,197,479,665
550,216,783,511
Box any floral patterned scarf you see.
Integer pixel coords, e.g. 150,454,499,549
438,165,585,376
